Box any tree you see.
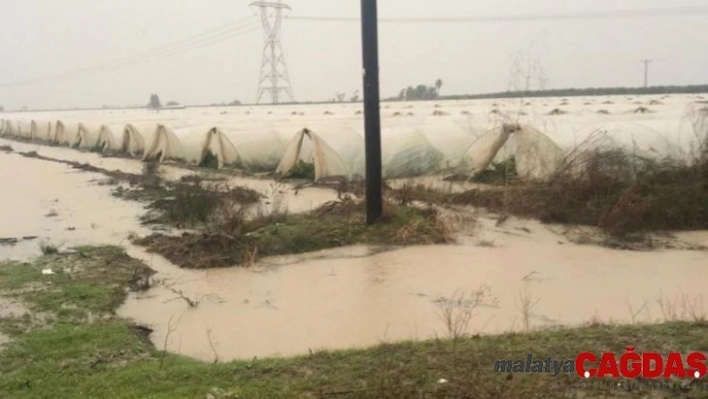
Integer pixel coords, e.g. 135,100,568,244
148,94,162,109
405,87,415,101
415,85,428,100
0,105,4,112
435,79,443,95
229,99,242,106
397,89,405,101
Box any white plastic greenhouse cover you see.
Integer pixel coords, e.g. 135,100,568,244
121,123,158,156
16,120,33,139
142,124,184,163
513,127,564,181
278,125,365,181
31,120,53,142
460,124,517,176
170,126,240,168
571,121,686,160
71,123,103,149
219,123,292,172
54,120,82,146
458,124,564,180
95,124,124,153
4,120,17,136
380,126,445,179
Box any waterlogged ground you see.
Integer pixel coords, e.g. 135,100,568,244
2,143,708,363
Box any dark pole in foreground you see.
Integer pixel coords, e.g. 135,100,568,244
360,0,383,224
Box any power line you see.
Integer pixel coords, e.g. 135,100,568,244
251,0,295,104
288,5,708,23
0,17,260,89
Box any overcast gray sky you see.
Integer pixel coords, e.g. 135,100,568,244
1,0,707,110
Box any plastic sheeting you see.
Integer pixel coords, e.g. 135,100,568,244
220,124,291,172
54,120,81,145
31,120,53,142
570,121,686,160
142,124,184,162
172,126,240,168
121,123,157,156
95,124,124,153
0,119,10,136
380,126,445,179
459,124,564,181
278,125,364,181
71,123,103,149
460,124,517,176
16,120,33,140
513,127,564,180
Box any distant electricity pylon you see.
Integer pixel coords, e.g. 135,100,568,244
250,0,295,104
641,59,653,88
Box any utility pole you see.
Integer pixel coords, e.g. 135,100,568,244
250,0,295,104
360,0,383,224
641,59,653,88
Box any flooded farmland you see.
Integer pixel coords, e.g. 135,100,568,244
2,139,707,363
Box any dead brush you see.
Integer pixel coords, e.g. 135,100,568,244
436,286,498,342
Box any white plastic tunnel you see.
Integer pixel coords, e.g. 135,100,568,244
0,119,8,136
459,124,564,181
16,120,33,140
121,123,158,156
141,124,184,163
277,124,365,181
570,121,687,161
378,125,446,179
54,120,82,146
95,124,125,154
70,123,103,150
31,120,53,143
219,124,291,172
170,125,240,168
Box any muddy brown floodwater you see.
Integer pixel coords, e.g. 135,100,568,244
2,141,708,363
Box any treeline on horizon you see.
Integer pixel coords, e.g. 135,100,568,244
5,85,708,113
431,84,708,101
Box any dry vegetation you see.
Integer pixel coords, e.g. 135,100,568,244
392,133,708,239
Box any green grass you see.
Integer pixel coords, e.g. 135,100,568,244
3,248,708,398
135,199,453,269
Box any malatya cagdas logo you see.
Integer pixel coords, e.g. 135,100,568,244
494,348,708,380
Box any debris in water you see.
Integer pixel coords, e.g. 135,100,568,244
0,238,19,246
45,210,58,217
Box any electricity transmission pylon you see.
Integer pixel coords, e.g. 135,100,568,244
250,0,295,104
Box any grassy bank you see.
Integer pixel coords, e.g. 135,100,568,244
135,198,453,269
1,248,708,398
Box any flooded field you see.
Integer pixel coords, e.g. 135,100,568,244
2,145,707,362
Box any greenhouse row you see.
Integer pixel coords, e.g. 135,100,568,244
1,109,703,181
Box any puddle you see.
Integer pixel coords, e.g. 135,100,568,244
3,145,708,363
0,152,153,260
